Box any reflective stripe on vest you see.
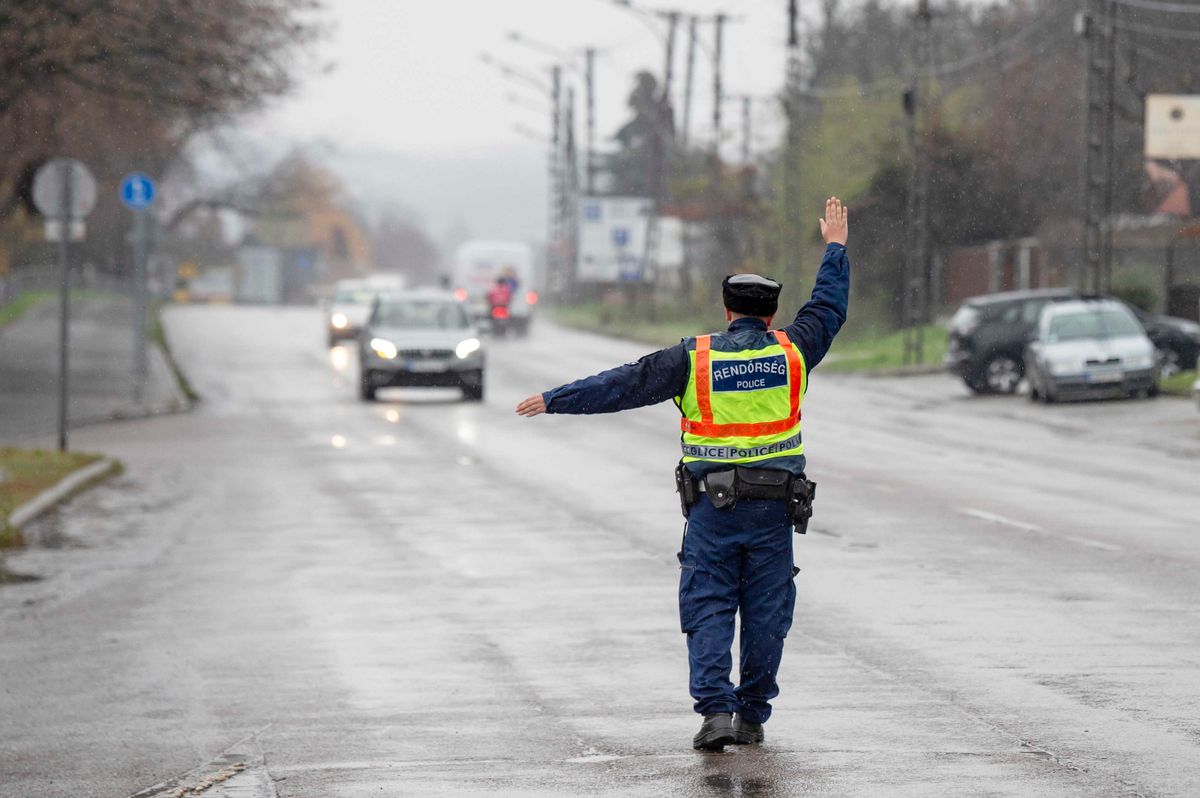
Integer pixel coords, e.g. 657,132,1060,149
680,330,804,438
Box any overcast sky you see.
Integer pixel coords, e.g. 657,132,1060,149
252,0,801,158
240,0,909,244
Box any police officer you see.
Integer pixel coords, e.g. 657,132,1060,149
516,197,850,751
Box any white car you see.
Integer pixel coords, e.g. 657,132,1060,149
358,290,485,402
326,279,375,346
1024,299,1158,403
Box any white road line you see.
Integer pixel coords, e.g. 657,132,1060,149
1065,536,1122,553
959,508,1121,553
959,508,1043,533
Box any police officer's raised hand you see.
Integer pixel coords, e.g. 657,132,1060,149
820,196,848,246
515,394,547,417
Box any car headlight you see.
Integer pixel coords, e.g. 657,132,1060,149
456,337,481,359
1127,351,1154,370
331,312,349,329
370,337,398,359
1178,321,1200,341
1046,357,1080,376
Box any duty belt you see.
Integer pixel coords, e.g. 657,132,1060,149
674,464,816,533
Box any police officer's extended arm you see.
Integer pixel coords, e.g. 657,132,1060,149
516,344,689,417
781,197,851,370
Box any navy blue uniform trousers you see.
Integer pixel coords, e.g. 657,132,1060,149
678,494,796,723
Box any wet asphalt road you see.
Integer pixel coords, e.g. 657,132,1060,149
2,304,1200,797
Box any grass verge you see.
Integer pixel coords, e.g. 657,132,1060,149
548,302,723,348
0,448,105,547
551,303,950,375
150,302,199,403
0,290,53,328
1160,369,1197,397
821,324,946,373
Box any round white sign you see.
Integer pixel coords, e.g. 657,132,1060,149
32,158,98,220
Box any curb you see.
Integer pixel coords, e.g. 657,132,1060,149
856,364,947,378
825,363,947,378
7,458,120,530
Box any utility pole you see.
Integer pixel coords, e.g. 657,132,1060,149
713,13,726,156
1079,0,1117,295
741,96,752,164
902,0,933,365
661,11,680,119
549,66,563,295
564,86,580,292
783,0,804,274
585,47,597,194
681,16,698,148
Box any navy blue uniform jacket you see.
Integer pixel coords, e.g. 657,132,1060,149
543,243,850,475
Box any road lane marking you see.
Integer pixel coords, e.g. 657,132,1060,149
959,508,1043,533
959,508,1121,553
1064,535,1121,553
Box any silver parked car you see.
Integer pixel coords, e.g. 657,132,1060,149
1024,299,1157,403
359,290,485,402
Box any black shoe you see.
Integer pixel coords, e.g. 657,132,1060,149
732,715,764,745
692,713,736,751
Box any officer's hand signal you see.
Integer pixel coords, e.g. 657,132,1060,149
819,196,848,246
516,394,547,417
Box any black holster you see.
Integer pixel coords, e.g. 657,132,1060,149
789,478,817,534
675,463,700,517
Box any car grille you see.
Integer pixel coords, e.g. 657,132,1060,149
399,348,453,360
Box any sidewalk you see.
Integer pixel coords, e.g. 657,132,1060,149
0,294,186,444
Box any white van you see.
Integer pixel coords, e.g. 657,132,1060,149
451,240,538,335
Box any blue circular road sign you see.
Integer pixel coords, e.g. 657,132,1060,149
119,173,156,210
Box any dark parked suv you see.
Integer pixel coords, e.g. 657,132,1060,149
1130,307,1200,377
945,289,1077,394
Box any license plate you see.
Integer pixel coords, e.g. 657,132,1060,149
1085,369,1123,384
405,360,445,373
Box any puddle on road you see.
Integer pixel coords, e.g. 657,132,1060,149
0,471,183,593
17,509,84,550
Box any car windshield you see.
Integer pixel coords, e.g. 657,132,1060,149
333,288,374,304
1048,309,1142,341
373,299,468,329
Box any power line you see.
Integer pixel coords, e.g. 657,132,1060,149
1113,18,1200,40
924,5,1075,78
794,5,1072,101
1112,0,1200,13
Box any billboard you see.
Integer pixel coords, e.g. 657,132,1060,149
577,196,653,283
1145,95,1200,160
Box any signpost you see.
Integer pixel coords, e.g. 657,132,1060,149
32,158,97,452
120,172,156,401
1145,95,1200,160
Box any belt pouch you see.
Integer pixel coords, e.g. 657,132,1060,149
703,470,738,509
735,467,791,500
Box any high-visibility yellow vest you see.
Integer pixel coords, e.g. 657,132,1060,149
675,329,807,464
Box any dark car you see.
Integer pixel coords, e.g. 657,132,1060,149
945,289,1077,394
1130,308,1200,377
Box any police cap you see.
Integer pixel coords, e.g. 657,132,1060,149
722,273,782,317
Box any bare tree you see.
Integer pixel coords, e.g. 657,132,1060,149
0,0,322,213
